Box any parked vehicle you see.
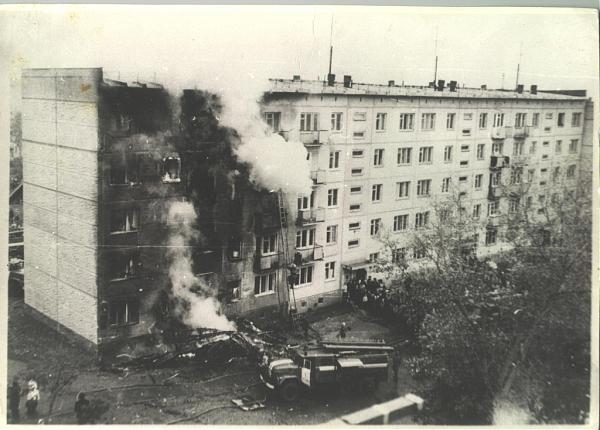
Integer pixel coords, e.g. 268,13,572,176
259,341,393,401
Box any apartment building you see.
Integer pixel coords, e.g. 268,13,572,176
262,76,591,310
21,68,590,349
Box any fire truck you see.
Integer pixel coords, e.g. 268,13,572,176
259,341,393,402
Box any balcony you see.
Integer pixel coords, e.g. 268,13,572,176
513,126,530,139
254,252,284,272
488,185,504,200
300,130,329,146
511,154,530,165
294,244,324,264
311,169,326,184
490,155,510,169
491,126,510,140
297,207,325,226
487,215,502,227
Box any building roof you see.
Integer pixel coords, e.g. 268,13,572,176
267,78,587,101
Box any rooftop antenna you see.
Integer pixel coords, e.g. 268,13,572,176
328,14,334,77
433,26,439,85
515,42,523,88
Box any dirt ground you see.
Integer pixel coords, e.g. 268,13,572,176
7,299,422,425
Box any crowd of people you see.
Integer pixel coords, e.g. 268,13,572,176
344,275,410,322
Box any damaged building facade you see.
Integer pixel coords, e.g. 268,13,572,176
21,68,591,350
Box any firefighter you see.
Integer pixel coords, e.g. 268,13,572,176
74,392,90,424
25,379,39,419
338,322,349,339
8,377,21,422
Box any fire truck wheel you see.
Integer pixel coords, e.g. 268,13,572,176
279,380,301,402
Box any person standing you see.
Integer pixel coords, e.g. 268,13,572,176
25,379,40,419
8,377,21,422
341,282,348,304
74,392,90,424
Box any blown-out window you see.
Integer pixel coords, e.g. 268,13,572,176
110,208,139,233
162,156,181,183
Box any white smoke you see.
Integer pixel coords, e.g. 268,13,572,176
211,80,314,197
166,200,235,331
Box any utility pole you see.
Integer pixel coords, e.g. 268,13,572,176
433,26,439,85
515,42,523,88
328,15,334,77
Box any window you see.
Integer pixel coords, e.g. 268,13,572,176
474,174,483,189
110,208,139,233
527,169,535,182
571,112,582,127
264,112,281,132
371,184,383,202
329,151,340,169
393,214,409,232
300,112,319,131
463,113,473,121
349,203,361,211
553,167,561,182
461,145,470,152
569,139,578,153
222,280,241,303
532,113,540,128
513,141,524,156
477,144,485,160
373,149,384,166
397,148,412,165
353,112,366,121
515,113,527,128
351,168,363,176
545,113,554,120
413,248,426,260
353,131,365,139
399,113,415,130
557,112,565,127
460,160,469,168
350,186,362,194
331,112,343,131
509,197,520,213
392,248,406,263
111,154,139,185
526,196,533,208
296,228,315,248
325,261,336,280
416,179,431,196
485,228,497,246
488,200,499,216
444,146,453,162
349,222,361,230
567,164,576,178
370,218,381,236
397,181,410,198
419,146,433,163
479,113,488,129
327,189,338,206
446,113,456,129
326,225,338,244
297,193,313,210
459,176,468,183
493,113,505,127
491,171,501,187
529,141,537,154
441,177,451,193
555,140,562,153
510,167,523,184
352,149,364,157
421,113,436,130
255,273,276,295
109,298,140,326
348,239,360,248
162,156,181,183
110,254,138,281
472,204,481,219
375,113,387,131
261,234,278,255
492,142,503,155
295,266,314,286
415,211,430,228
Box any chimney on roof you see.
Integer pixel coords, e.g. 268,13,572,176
481,84,487,90
388,80,395,87
293,75,301,81
437,79,445,91
327,73,335,86
343,75,353,88
448,80,457,92
530,84,537,95
516,84,524,94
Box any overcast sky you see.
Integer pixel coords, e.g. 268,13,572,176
1,5,598,103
